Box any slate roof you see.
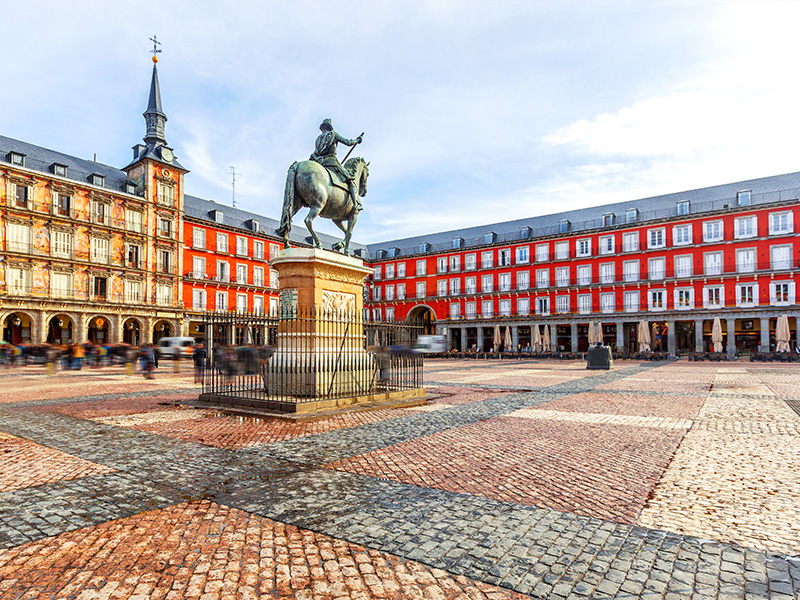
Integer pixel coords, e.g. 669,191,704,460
365,171,800,259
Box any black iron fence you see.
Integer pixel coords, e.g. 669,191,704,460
201,308,423,407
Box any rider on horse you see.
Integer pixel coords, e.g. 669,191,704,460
310,119,364,212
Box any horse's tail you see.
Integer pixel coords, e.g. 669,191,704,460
277,161,299,244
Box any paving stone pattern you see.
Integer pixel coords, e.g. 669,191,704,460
0,361,799,599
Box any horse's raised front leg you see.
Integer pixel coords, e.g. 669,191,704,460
283,204,303,249
340,213,358,256
305,207,323,249
331,219,349,254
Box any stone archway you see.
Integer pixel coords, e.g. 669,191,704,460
123,318,142,346
2,312,34,345
406,305,437,336
46,314,74,345
87,316,111,345
153,320,173,343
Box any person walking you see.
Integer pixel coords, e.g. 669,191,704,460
192,343,207,385
143,344,157,379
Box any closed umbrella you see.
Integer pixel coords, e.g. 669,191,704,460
532,324,542,352
493,323,501,352
596,322,604,345
504,326,513,352
588,321,597,346
712,317,723,353
542,324,551,352
637,320,651,353
776,314,791,353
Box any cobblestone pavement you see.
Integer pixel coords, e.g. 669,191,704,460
0,360,799,599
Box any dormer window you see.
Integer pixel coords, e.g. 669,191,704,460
90,174,105,187
211,209,224,224
520,226,531,239
453,237,463,249
125,182,137,195
626,208,638,223
249,219,260,232
52,163,68,177
419,242,430,253
7,152,24,166
376,249,386,259
677,201,690,216
559,220,570,234
389,247,399,258
484,232,496,244
737,190,752,206
602,213,614,227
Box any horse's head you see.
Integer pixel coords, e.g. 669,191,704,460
345,157,370,197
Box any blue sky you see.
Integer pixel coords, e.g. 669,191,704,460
2,1,799,243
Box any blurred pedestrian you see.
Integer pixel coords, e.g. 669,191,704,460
143,344,156,379
193,343,207,384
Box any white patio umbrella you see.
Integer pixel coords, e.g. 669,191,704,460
637,320,651,353
493,323,501,352
596,322,604,345
532,323,543,352
542,324,552,352
712,317,724,353
776,314,791,353
587,321,597,346
504,326,513,351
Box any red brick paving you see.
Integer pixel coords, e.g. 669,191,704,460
35,394,198,419
0,500,529,600
327,415,685,524
535,391,705,419
0,433,114,492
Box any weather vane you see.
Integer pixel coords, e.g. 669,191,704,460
149,35,162,63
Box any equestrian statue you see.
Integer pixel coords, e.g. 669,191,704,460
277,119,369,256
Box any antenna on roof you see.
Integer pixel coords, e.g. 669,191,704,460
230,165,241,208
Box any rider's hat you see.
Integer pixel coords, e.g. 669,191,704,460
319,118,333,132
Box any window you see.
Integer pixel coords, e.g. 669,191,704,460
157,182,174,206
559,220,570,233
536,297,550,315
498,273,511,292
93,276,108,300
599,263,614,284
438,280,447,297
192,257,206,279
703,220,723,242
269,297,279,316
622,232,638,252
372,308,382,321
437,257,448,273
577,265,591,286
737,190,751,206
482,274,493,293
771,245,792,270
674,255,692,278
499,299,512,317
624,291,639,312
623,260,639,282
481,251,494,269
125,280,142,303
555,266,569,287
449,256,460,272
675,288,694,310
384,264,395,279
770,281,795,305
11,183,30,208
556,295,569,314
397,262,406,278
6,222,31,252
498,249,512,266
484,232,495,244
736,283,758,307
253,296,264,315
555,241,569,260
159,250,173,273
215,291,228,311
769,211,793,235
516,246,529,264
648,257,665,280
482,300,493,317
704,252,722,276
677,201,690,216
465,254,476,270
159,218,172,238
53,193,71,217
236,294,248,314
91,237,109,264
7,266,30,295
673,224,692,245
704,286,723,309
600,293,615,313
52,230,73,258
92,202,109,225
516,271,529,291
8,152,24,166
216,261,230,283
535,244,548,262
270,244,279,260
217,233,228,253
649,290,666,311
599,235,614,255
373,286,381,301
626,208,638,223
192,228,206,249
518,298,530,316
397,283,405,299
466,302,476,318
270,269,279,289
127,244,141,268
577,294,591,314
385,285,395,301
253,240,264,259
386,307,395,321
126,209,143,233
453,237,463,249
192,289,207,310
734,216,757,239
373,265,382,280
236,236,248,256
536,269,549,289
450,303,461,319
736,248,755,273
236,264,248,284
602,213,614,227
465,277,476,294
576,238,591,257
416,282,426,298
416,260,426,276
51,272,72,297
648,228,665,249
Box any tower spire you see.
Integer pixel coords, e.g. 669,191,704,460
143,35,167,148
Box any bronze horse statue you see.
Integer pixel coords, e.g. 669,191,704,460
277,157,369,256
